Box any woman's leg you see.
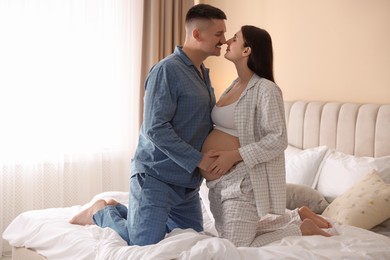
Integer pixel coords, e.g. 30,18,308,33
208,164,259,247
252,208,331,247
218,188,259,247
256,209,301,234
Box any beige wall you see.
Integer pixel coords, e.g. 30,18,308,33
201,0,390,104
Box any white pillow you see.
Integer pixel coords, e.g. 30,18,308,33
316,150,390,202
322,170,390,229
284,145,304,159
285,145,329,188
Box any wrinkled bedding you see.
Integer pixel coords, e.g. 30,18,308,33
3,191,390,260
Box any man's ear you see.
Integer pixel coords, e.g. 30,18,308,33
192,28,201,41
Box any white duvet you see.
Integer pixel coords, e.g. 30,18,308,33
3,191,390,260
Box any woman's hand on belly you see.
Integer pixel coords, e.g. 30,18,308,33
206,150,242,176
200,129,242,181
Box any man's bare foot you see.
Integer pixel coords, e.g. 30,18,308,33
298,206,332,228
69,199,107,225
300,219,332,237
106,198,118,206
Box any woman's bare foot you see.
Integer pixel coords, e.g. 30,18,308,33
300,219,332,237
69,199,107,225
299,206,332,228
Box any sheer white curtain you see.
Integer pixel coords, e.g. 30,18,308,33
0,0,143,255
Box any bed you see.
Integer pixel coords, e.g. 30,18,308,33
3,100,390,260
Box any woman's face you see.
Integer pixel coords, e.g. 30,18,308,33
224,30,247,62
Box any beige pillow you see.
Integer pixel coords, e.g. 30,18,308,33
322,170,390,229
286,183,329,214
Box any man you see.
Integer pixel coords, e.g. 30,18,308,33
69,4,227,246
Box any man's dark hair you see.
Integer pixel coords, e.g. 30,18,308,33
185,4,226,22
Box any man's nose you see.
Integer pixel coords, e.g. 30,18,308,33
221,35,227,44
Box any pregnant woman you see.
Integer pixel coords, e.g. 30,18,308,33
201,25,331,247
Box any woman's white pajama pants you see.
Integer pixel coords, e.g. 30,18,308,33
207,162,302,247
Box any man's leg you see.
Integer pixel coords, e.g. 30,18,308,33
127,173,172,246
93,204,130,244
166,186,203,233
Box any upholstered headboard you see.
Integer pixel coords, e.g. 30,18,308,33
284,101,390,157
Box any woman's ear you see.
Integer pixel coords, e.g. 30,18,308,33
243,47,251,56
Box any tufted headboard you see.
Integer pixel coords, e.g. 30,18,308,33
284,101,390,157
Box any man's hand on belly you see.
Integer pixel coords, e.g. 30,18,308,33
198,150,223,181
206,150,242,176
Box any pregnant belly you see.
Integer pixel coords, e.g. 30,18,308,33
201,129,240,181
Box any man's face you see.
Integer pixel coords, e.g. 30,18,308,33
198,19,226,57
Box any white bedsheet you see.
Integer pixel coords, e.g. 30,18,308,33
3,191,390,260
